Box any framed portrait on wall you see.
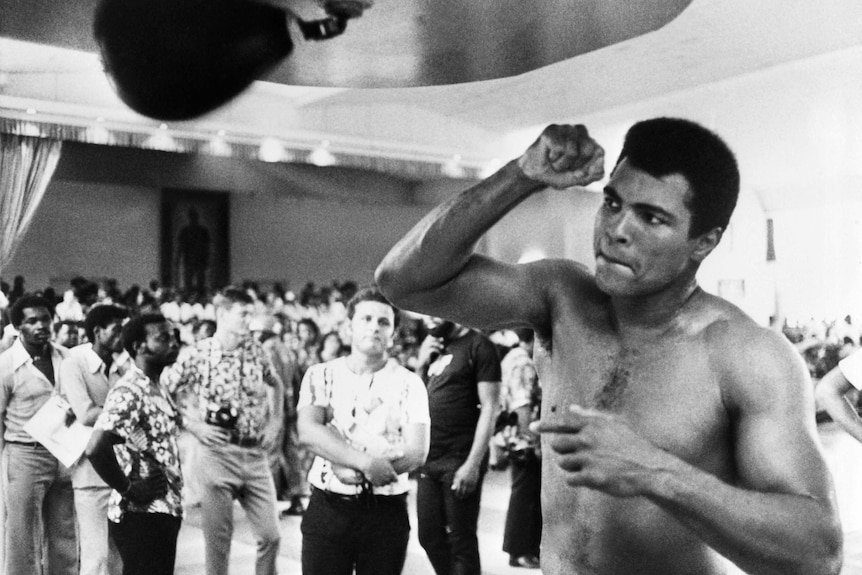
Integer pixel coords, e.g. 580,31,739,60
160,189,230,294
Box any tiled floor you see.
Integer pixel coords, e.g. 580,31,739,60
175,424,862,574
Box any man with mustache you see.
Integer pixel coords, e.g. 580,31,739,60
0,294,77,574
413,316,500,575
86,313,183,575
376,119,842,575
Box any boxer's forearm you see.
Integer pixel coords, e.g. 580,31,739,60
650,461,842,575
375,160,541,306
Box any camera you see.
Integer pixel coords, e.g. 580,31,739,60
205,403,239,430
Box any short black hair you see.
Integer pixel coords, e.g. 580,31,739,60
9,295,54,328
346,285,400,327
615,118,740,238
121,313,168,359
297,318,320,341
84,304,130,342
513,327,534,345
214,286,254,309
53,320,81,335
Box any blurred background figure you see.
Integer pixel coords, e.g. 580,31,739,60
499,328,541,569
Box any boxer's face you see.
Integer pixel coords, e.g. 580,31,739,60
593,159,714,297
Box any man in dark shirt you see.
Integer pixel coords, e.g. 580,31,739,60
414,316,500,575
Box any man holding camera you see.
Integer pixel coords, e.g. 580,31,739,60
165,287,283,575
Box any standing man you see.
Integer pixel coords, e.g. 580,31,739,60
86,313,183,575
164,287,283,575
60,304,131,575
53,320,82,349
297,286,429,575
413,316,500,575
0,294,78,575
499,328,542,569
376,120,842,575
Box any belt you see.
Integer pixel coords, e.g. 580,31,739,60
5,440,44,448
315,486,407,505
228,435,260,448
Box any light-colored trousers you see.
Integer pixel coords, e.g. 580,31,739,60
74,485,122,575
2,443,78,575
198,442,281,575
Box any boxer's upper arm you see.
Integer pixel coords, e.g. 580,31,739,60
395,256,589,337
721,324,833,500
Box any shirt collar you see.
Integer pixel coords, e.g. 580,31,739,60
10,338,57,370
81,346,105,374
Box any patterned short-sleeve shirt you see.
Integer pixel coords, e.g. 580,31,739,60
163,337,278,439
95,365,184,522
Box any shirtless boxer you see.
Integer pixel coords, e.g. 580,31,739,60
375,119,842,575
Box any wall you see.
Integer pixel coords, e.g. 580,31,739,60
2,144,446,292
4,180,161,290
770,202,862,324
230,193,429,289
484,187,602,265
3,143,784,326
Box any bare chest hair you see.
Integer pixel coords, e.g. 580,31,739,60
591,347,638,411
578,338,692,414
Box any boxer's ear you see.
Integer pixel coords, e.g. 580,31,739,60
691,227,722,263
94,0,294,121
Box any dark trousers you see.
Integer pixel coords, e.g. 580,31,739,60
108,512,181,575
417,457,486,575
301,487,410,575
502,455,542,558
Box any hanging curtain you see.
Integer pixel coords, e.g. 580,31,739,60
0,134,63,274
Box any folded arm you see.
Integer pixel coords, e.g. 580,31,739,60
297,404,399,486
86,428,168,504
59,360,102,425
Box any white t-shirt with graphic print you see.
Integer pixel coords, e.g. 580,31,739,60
297,356,429,496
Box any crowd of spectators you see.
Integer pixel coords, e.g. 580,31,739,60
1,273,859,400
0,272,859,572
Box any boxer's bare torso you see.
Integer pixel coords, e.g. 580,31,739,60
376,122,842,575
535,270,746,574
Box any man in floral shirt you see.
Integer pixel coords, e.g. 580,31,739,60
86,313,183,575
164,287,283,575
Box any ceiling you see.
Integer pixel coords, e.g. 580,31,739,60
1,0,862,211
0,0,694,88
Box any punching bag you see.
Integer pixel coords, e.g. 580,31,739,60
94,0,294,120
